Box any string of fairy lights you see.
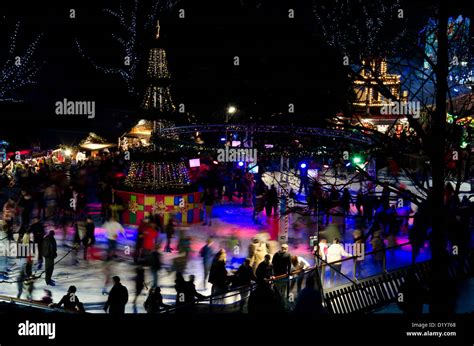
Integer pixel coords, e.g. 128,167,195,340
141,48,176,113
124,161,191,192
75,0,177,97
0,21,43,100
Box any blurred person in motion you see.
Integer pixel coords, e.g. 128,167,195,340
84,216,96,260
30,218,45,270
39,289,53,305
199,237,216,289
134,217,148,264
17,257,34,300
132,266,148,313
103,216,125,260
316,238,329,286
2,198,16,241
248,237,268,273
164,216,176,253
201,187,215,226
148,246,162,288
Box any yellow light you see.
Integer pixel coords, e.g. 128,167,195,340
64,149,72,157
227,106,237,114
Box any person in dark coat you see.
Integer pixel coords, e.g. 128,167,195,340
164,218,175,252
397,270,427,315
132,266,147,313
234,258,257,287
84,216,96,260
18,189,34,238
201,188,215,226
148,247,161,288
134,218,148,264
265,185,278,217
144,287,170,313
293,276,326,315
272,244,291,276
234,258,257,311
56,285,85,312
256,254,274,284
208,249,229,305
272,243,291,300
199,238,215,289
42,230,57,286
175,274,206,314
104,276,129,314
247,281,283,315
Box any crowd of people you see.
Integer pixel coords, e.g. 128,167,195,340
0,151,472,316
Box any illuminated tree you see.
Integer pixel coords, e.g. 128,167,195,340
75,0,178,98
0,21,43,101
314,0,472,313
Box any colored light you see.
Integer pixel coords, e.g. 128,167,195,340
227,105,237,114
238,161,244,167
189,158,200,168
352,156,362,164
300,163,307,169
345,162,351,167
323,164,329,168
220,137,226,142
213,160,218,165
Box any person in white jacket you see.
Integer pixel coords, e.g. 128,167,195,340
291,255,311,293
103,216,125,260
327,238,352,286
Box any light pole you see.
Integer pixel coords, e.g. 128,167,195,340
225,105,237,145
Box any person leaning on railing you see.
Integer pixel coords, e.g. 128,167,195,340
291,255,310,293
232,258,257,311
54,285,85,312
256,254,274,285
326,238,352,286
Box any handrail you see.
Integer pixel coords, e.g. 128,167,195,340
320,241,411,266
163,240,416,313
0,294,80,313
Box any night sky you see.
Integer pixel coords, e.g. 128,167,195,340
0,0,471,148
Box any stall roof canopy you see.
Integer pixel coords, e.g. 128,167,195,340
79,132,116,151
122,119,153,138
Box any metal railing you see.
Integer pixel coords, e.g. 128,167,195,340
161,240,428,314
0,294,81,313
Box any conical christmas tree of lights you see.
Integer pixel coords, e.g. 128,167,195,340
141,19,176,120
125,20,191,193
